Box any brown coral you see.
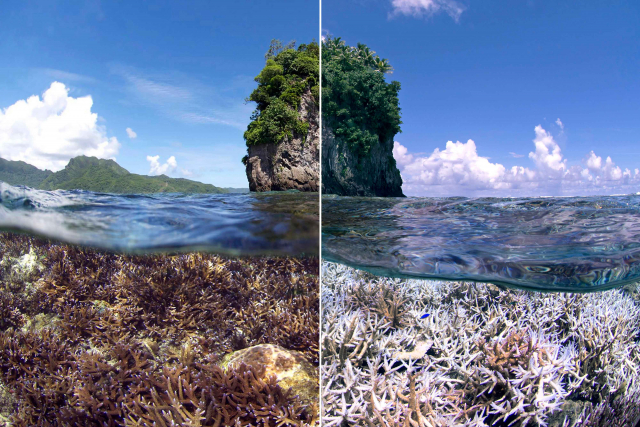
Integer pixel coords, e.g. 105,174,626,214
0,232,319,426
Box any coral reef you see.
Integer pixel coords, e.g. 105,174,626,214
0,232,319,426
321,261,640,427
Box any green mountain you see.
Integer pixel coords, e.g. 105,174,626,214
0,156,229,194
0,158,53,188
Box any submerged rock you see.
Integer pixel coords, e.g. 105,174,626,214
0,381,15,427
220,344,318,405
245,89,319,192
322,124,404,197
6,247,42,283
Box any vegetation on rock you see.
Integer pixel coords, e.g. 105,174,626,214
322,37,402,156
243,39,319,149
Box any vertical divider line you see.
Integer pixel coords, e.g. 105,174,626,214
318,0,323,422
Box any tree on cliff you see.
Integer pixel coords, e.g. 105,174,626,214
322,37,402,157
242,39,319,164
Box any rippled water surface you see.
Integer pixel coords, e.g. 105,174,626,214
322,195,640,292
0,183,318,256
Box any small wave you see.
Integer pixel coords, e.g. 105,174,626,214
322,195,640,292
0,183,318,256
0,182,81,209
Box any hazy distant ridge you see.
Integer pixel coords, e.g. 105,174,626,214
0,156,242,194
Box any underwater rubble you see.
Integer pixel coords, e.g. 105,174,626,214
0,232,319,426
321,261,640,427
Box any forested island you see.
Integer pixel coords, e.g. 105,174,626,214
321,37,404,197
0,156,233,194
242,40,319,192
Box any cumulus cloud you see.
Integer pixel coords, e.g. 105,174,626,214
390,0,465,21
395,125,640,196
528,125,566,176
147,155,177,176
555,118,564,130
0,82,120,171
126,127,137,139
392,140,414,167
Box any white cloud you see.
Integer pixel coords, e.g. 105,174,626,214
586,150,602,171
395,125,640,196
555,118,564,130
528,125,566,176
392,140,414,167
390,0,465,21
147,155,177,176
126,127,137,139
510,152,524,158
0,82,120,171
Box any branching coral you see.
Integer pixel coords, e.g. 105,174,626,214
321,261,640,427
0,232,319,426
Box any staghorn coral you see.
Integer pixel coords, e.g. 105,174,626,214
0,232,319,426
321,261,640,427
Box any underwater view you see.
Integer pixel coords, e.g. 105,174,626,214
0,215,319,426
321,195,640,426
0,166,320,426
321,260,640,427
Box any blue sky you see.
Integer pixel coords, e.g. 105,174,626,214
323,0,640,196
0,0,318,187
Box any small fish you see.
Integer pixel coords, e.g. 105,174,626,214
420,314,430,319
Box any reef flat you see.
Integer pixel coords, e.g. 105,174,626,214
0,232,319,426
321,261,640,427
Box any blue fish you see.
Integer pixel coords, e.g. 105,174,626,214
420,314,430,319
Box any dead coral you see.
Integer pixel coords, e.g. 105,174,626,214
0,232,319,426
321,261,640,427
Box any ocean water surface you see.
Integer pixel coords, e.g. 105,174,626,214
322,194,640,292
0,183,318,256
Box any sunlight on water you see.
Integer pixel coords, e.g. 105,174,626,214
322,195,640,292
0,183,318,256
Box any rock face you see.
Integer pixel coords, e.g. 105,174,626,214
322,123,404,197
220,344,318,405
245,90,319,192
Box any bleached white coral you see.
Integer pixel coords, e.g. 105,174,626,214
321,261,640,427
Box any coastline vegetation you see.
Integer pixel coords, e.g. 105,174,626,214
322,37,402,156
0,156,227,194
243,39,319,155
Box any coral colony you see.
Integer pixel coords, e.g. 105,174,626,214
0,232,319,426
321,261,640,427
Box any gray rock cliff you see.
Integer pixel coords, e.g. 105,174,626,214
245,90,319,192
321,124,404,197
